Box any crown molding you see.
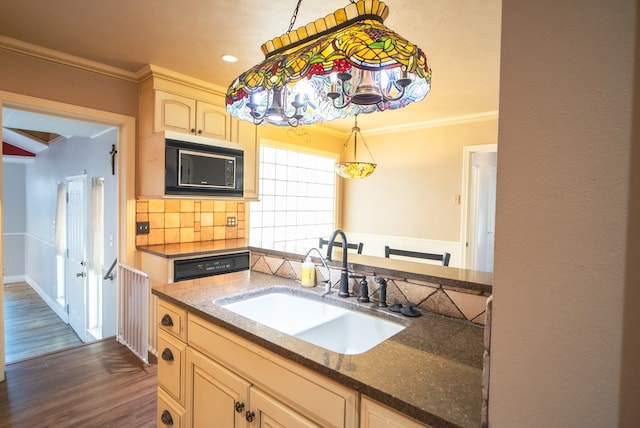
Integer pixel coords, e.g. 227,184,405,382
136,64,228,97
0,36,139,83
363,111,500,137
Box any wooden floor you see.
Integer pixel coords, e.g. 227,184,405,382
4,282,83,364
0,339,157,427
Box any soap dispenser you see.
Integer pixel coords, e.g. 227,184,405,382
300,256,316,287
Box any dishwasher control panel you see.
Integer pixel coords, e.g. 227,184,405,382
173,251,250,282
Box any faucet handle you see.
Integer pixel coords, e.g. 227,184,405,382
374,276,388,307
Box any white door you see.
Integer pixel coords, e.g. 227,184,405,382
461,145,497,271
66,175,87,341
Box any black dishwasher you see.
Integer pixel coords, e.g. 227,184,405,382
173,251,250,282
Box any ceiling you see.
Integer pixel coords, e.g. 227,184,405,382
0,0,502,136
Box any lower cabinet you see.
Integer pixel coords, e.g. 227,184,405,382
187,314,357,428
185,347,249,427
360,397,433,428
156,298,429,428
185,347,319,427
249,387,320,428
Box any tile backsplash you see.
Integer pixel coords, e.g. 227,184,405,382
249,249,490,326
136,199,245,246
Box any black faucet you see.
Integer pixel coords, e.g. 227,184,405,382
326,229,350,297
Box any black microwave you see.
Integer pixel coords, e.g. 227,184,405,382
165,138,244,197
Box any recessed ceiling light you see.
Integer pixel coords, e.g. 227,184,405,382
221,54,238,63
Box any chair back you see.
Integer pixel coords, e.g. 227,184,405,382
384,246,451,266
319,237,364,254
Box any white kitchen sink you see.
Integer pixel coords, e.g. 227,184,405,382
219,289,405,355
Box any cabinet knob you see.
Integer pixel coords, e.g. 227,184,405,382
245,411,255,422
197,129,203,134
190,128,196,133
161,348,174,362
161,314,174,327
161,409,174,425
234,401,245,413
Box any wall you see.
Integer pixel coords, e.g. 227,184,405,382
341,118,498,261
0,50,138,118
1,161,26,280
491,0,640,426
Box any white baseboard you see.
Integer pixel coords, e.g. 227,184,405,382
3,275,26,284
24,276,68,323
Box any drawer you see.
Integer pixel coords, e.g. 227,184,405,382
158,299,187,340
158,330,186,405
188,314,358,428
361,396,433,428
158,387,185,428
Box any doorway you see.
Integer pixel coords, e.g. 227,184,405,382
1,96,134,371
461,144,498,271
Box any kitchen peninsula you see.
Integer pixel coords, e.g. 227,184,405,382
149,246,492,428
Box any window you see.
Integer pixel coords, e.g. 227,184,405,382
249,145,337,254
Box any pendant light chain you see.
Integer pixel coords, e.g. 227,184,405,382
287,0,305,33
340,116,376,163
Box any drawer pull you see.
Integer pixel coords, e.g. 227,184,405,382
245,411,255,422
161,314,174,327
235,401,245,413
161,409,174,425
161,348,174,362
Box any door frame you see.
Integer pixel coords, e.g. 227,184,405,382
0,90,136,380
459,143,498,270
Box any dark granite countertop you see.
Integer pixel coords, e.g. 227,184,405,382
138,239,249,258
152,270,484,428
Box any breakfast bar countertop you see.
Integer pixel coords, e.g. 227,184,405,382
152,270,484,428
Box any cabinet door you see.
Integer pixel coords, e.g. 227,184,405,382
196,101,231,141
250,387,321,428
155,91,197,134
185,347,251,428
360,397,432,428
231,118,259,200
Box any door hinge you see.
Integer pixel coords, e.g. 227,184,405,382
66,304,70,314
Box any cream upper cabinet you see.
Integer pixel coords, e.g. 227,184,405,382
231,118,260,200
155,90,231,141
137,66,260,200
360,397,433,428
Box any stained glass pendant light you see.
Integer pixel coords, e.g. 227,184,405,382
335,116,377,179
226,0,431,127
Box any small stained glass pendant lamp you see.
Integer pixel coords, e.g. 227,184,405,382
335,116,377,179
